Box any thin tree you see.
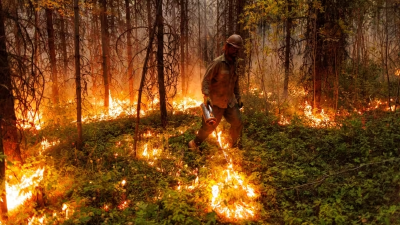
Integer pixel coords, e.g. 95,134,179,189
126,0,134,104
0,0,15,217
100,0,110,109
283,0,293,99
45,6,59,104
157,0,167,128
180,0,186,95
134,0,161,156
60,14,69,93
74,0,82,150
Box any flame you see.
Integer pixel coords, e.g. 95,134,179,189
16,110,43,130
303,101,331,127
278,115,290,125
209,130,258,221
395,69,400,76
216,131,230,149
172,97,202,113
6,168,45,211
40,137,60,154
28,215,45,225
210,163,258,221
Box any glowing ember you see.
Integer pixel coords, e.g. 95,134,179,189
118,201,129,210
6,168,45,211
395,69,400,76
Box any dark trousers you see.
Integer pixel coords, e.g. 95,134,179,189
194,104,243,146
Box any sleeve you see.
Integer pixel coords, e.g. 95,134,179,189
234,70,240,101
201,61,219,96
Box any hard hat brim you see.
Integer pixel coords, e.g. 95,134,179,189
227,42,242,49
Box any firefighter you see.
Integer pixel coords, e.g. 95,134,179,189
188,34,244,150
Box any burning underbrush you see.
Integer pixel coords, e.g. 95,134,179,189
5,93,400,224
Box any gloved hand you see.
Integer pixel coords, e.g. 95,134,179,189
237,98,243,109
204,95,212,106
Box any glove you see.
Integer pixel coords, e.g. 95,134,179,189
237,98,243,109
204,95,212,106
238,101,244,109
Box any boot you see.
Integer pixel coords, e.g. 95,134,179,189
188,140,198,150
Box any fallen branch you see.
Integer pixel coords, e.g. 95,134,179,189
277,157,400,191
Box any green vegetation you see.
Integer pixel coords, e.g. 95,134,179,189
10,95,400,224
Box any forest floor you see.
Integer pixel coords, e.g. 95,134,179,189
4,96,400,224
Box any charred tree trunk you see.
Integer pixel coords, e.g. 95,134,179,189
301,0,347,111
100,0,110,108
74,0,82,150
180,0,186,95
203,0,208,63
46,8,59,104
184,0,189,91
134,0,161,156
60,15,68,92
0,0,8,217
156,0,167,128
228,0,233,34
126,0,134,104
283,0,292,99
32,0,40,77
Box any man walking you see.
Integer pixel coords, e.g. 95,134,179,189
188,34,244,150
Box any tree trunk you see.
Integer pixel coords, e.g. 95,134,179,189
0,0,9,217
228,0,233,34
34,0,40,77
46,8,59,104
283,0,292,99
60,15,69,92
100,0,110,108
74,0,82,150
203,0,208,63
126,0,134,104
180,0,186,95
157,0,167,128
134,0,161,156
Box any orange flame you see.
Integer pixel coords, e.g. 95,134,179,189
6,168,45,211
210,163,258,220
209,130,259,221
303,101,331,127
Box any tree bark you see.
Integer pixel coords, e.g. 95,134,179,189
100,0,110,108
156,0,167,128
126,0,134,104
134,0,161,156
283,0,292,99
46,8,59,104
180,0,186,95
0,0,9,217
60,15,69,92
228,0,233,34
74,0,82,150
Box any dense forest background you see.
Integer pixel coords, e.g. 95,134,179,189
0,0,399,224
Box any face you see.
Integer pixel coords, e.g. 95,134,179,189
225,44,239,59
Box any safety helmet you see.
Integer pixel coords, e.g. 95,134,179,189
226,34,243,49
